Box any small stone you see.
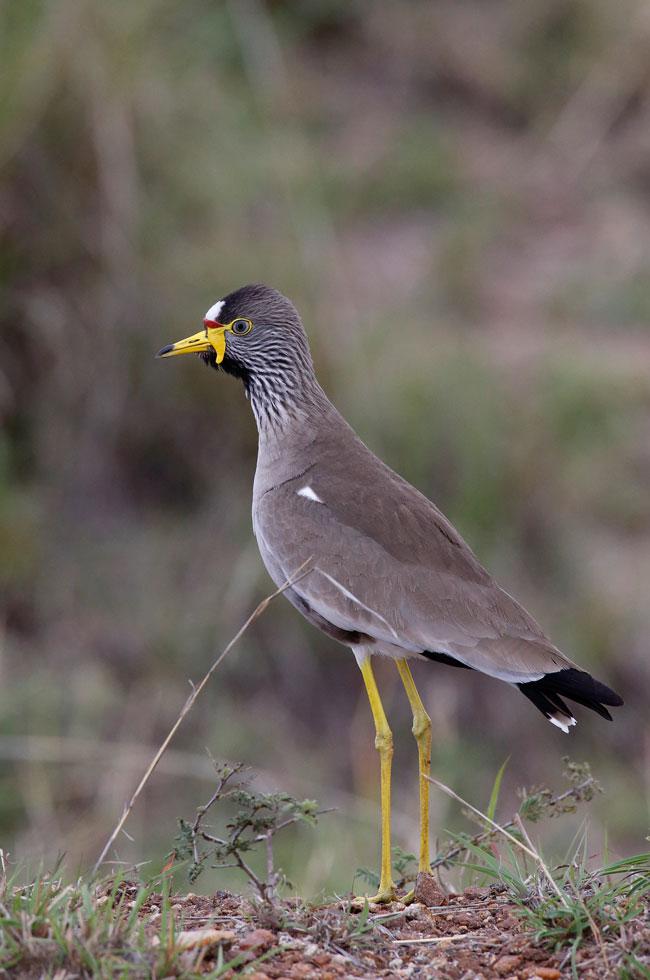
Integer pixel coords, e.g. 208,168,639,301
530,970,561,979
413,872,446,907
464,886,483,898
494,954,523,975
499,915,519,930
453,912,475,926
303,942,319,957
312,953,331,966
239,928,275,951
292,965,313,978
175,928,235,950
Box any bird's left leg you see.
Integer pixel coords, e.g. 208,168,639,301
357,653,397,904
395,659,432,879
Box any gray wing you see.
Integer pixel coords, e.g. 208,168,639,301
254,450,573,684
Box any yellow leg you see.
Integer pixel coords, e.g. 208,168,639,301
358,655,396,903
395,659,432,874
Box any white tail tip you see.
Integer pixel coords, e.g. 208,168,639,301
549,713,577,734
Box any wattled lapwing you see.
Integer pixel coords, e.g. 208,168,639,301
158,283,623,903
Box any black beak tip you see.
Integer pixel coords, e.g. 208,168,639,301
156,344,174,358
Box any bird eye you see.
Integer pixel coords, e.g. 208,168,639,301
231,318,253,336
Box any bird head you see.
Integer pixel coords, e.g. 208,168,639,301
156,283,308,384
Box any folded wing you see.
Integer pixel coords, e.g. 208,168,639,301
255,454,573,684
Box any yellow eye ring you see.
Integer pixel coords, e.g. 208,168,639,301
228,318,253,336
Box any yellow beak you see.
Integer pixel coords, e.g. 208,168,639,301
156,325,227,362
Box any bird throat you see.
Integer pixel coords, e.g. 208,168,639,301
200,349,308,436
200,341,332,444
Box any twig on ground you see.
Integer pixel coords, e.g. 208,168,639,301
393,933,487,946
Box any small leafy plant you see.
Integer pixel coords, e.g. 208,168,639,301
173,762,321,902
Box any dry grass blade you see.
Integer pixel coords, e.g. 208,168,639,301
428,775,597,871
93,559,313,875
426,775,569,908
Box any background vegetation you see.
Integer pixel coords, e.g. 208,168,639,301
1,0,648,897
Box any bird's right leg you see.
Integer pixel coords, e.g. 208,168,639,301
395,658,432,875
356,652,396,904
394,658,432,903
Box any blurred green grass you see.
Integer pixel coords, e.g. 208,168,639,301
0,0,649,897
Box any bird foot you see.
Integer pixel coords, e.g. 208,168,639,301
351,884,398,908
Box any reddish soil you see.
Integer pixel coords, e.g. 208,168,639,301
113,878,649,978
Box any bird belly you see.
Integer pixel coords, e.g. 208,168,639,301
253,519,289,592
353,636,431,661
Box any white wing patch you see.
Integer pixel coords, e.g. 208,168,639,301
205,299,225,321
297,485,323,503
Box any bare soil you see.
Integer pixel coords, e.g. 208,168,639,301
116,880,649,979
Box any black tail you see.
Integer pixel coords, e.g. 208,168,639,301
518,668,623,727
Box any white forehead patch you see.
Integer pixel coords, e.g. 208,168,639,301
205,299,225,322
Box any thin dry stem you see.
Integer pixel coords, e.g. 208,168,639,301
429,776,596,872
93,559,313,875
427,775,569,908
513,812,569,909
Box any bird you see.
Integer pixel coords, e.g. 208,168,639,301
157,283,623,903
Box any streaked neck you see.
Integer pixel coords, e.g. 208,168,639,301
248,368,332,447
